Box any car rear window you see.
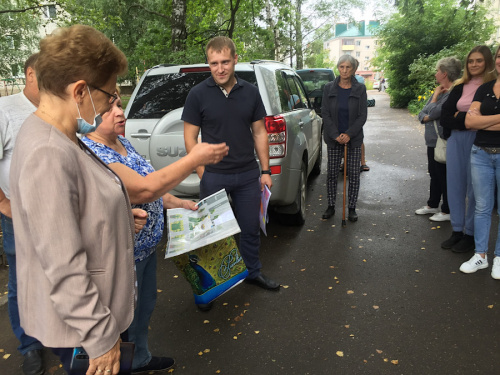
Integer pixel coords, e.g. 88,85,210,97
128,71,258,119
297,70,334,93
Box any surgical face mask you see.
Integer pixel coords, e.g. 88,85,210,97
76,86,103,134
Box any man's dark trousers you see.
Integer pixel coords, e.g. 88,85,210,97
200,168,262,278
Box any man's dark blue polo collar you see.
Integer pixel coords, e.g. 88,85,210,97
206,74,242,95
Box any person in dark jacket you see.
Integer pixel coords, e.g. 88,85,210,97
440,45,495,253
321,55,367,221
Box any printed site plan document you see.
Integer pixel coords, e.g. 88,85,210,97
259,185,271,236
165,189,241,258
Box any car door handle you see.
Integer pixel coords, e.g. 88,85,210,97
130,132,151,139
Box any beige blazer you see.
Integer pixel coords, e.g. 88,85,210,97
10,114,136,359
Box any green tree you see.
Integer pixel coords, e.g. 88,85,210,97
0,1,62,77
374,0,493,107
304,37,333,68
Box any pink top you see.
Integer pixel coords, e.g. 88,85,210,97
456,76,483,112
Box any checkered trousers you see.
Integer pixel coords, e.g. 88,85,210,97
326,143,362,209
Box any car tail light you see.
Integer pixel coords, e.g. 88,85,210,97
270,165,281,175
265,115,286,159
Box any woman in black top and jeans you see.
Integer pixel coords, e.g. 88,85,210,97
460,46,500,277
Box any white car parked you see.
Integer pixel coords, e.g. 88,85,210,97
124,61,323,225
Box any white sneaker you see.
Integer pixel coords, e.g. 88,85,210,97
415,206,439,215
492,257,500,280
460,253,488,274
429,212,451,222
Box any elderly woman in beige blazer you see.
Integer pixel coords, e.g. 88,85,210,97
9,25,227,375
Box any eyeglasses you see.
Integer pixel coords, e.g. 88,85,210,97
90,85,118,105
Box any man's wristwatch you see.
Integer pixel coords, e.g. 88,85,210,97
261,169,272,175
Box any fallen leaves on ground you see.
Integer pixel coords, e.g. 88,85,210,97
336,351,344,357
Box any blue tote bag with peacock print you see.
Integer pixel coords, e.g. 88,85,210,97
171,236,248,305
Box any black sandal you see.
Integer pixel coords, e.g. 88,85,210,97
360,165,370,172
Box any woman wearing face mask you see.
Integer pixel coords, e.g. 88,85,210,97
440,46,496,253
82,93,227,373
9,25,228,375
321,54,367,221
461,46,500,276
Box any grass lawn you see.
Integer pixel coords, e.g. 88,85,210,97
121,94,131,109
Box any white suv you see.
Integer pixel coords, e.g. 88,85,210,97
124,61,322,225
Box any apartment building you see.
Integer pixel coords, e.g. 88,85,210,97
323,21,380,81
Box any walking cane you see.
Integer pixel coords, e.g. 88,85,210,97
342,143,347,228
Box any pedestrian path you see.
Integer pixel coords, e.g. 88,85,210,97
1,91,499,374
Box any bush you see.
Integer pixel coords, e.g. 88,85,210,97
374,0,493,108
407,42,495,114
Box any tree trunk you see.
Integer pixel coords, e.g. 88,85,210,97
171,0,187,51
264,0,280,60
227,0,242,39
294,0,303,69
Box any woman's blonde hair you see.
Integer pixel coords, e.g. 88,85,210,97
455,45,495,86
36,25,127,98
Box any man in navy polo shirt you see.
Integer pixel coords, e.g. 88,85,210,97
183,36,280,300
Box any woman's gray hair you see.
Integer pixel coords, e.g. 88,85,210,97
337,55,357,76
436,57,462,82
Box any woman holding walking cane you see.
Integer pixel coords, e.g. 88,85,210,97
321,55,367,222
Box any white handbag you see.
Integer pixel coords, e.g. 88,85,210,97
433,121,446,163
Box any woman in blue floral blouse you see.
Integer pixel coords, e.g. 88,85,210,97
82,94,228,374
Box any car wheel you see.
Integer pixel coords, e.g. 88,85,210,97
282,161,307,226
311,142,322,176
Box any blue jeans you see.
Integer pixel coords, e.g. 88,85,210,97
471,145,500,256
129,250,157,369
52,332,129,374
200,168,262,278
446,130,476,235
1,214,43,355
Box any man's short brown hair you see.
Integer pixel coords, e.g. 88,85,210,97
24,53,39,76
206,36,236,57
36,24,127,99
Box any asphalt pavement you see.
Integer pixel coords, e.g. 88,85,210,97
1,90,500,375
